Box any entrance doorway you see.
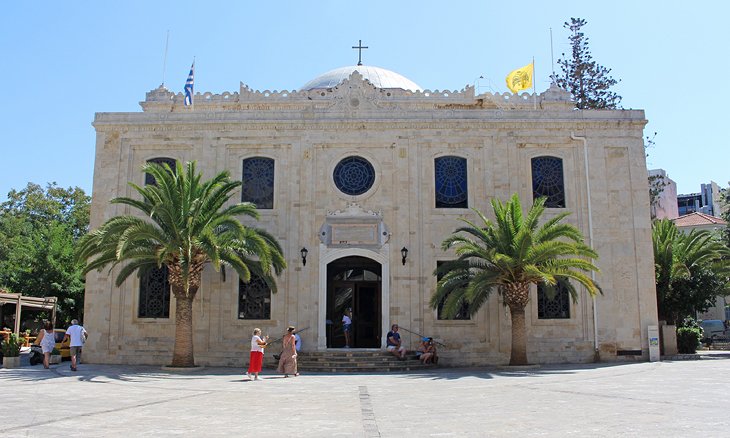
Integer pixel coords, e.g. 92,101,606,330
326,256,381,348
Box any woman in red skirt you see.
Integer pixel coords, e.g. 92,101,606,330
247,328,268,380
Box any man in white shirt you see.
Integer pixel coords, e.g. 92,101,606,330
64,319,88,371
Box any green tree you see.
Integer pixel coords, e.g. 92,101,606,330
554,17,622,109
652,219,730,325
431,194,600,365
0,183,90,323
77,161,286,367
721,182,730,248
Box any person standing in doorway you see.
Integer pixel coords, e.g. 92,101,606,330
64,319,87,371
248,328,268,381
342,308,353,348
277,326,299,377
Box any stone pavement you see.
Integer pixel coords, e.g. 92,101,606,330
2,353,730,437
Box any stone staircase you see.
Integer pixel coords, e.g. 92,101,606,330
265,349,433,373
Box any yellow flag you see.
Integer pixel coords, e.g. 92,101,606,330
505,62,534,93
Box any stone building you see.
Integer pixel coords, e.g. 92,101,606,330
84,65,658,366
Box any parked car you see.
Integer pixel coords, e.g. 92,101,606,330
700,320,727,343
54,329,71,359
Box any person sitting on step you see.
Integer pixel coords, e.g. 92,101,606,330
386,324,406,359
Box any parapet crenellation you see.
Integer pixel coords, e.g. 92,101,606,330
141,72,575,113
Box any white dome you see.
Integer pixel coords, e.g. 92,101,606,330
300,65,422,92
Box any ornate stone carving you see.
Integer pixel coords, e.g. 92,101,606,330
320,202,390,248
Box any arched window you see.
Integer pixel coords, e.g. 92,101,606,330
138,267,171,318
333,156,376,196
537,280,570,319
145,157,177,186
241,157,275,209
139,157,176,319
531,156,565,208
435,156,468,208
238,275,272,320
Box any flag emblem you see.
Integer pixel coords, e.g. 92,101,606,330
184,62,194,106
506,62,533,93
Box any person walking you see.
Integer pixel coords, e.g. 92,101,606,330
247,328,268,381
36,321,56,369
277,326,299,377
64,319,87,371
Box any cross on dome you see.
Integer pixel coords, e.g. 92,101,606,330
351,39,369,66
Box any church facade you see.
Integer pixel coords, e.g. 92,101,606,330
84,65,657,366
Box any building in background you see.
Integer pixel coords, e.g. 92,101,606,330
648,169,678,219
677,181,723,217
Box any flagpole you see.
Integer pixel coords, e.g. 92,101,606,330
192,56,195,111
532,56,537,110
550,27,556,82
161,30,169,88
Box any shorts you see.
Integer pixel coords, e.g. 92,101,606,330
387,345,405,352
70,346,82,357
343,324,352,333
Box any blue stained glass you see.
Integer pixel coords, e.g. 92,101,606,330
532,156,565,208
435,156,468,208
242,157,274,209
333,156,375,196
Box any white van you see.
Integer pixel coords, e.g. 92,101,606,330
700,320,727,343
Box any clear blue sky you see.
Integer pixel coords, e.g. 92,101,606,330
2,1,727,200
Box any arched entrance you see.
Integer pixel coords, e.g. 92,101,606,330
326,256,381,348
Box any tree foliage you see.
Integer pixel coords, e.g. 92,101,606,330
652,219,730,325
554,17,622,109
77,161,286,367
721,183,730,249
0,183,90,324
431,194,600,365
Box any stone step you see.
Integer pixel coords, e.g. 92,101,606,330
264,350,436,373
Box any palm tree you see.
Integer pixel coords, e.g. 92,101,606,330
431,194,600,365
653,219,730,325
77,161,286,367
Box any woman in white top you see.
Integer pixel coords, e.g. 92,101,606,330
35,321,56,369
247,328,268,380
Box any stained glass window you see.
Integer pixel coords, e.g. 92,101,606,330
531,156,565,208
435,156,468,208
436,261,470,320
241,157,275,209
537,280,570,319
238,275,271,320
138,267,171,318
145,157,177,186
333,156,375,196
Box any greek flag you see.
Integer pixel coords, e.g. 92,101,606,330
184,61,194,106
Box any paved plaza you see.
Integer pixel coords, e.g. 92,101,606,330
2,353,730,437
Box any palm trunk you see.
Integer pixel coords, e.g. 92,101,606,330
171,294,195,367
509,307,528,365
504,283,530,366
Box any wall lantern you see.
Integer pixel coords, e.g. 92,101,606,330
401,247,408,265
300,247,309,266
